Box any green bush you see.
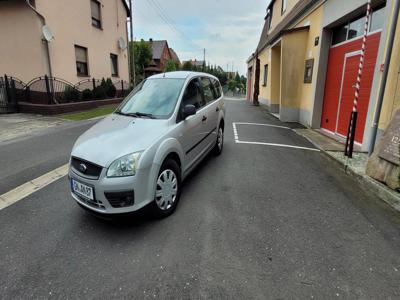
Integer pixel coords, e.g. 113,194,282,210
93,86,106,100
99,78,116,98
81,89,93,100
105,78,116,98
63,86,80,101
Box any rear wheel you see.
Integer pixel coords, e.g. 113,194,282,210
152,159,181,218
213,125,224,156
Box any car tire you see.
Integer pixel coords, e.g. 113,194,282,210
152,159,181,218
213,125,224,156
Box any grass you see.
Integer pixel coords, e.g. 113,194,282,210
61,105,118,121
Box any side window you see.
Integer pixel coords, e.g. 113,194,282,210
181,78,204,110
211,78,222,99
201,77,215,103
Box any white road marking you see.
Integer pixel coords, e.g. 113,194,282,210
234,122,291,130
232,122,320,152
0,164,69,211
236,140,320,152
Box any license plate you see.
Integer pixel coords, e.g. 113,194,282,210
71,179,94,200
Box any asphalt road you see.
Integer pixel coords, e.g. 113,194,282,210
1,100,400,299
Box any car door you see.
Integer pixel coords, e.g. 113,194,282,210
200,77,219,146
177,78,207,170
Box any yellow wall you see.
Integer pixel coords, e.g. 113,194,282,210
378,14,400,130
258,47,271,100
0,1,47,82
294,5,323,113
0,0,129,84
36,0,129,83
281,30,308,109
270,0,299,32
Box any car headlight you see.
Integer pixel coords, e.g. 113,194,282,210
107,152,142,178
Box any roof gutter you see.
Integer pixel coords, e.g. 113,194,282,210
25,0,53,78
368,0,400,154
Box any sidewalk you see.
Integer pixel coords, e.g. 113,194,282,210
294,128,400,213
0,114,66,143
256,103,400,213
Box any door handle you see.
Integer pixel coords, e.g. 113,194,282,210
216,107,220,112
202,115,207,122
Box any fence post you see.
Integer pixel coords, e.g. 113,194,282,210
10,79,18,112
44,75,52,105
121,80,124,97
4,74,11,104
92,78,96,90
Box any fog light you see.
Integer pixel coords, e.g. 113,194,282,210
104,191,135,208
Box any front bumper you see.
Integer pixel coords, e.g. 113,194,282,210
69,165,156,214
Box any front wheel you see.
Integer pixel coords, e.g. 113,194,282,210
213,125,224,156
151,159,181,218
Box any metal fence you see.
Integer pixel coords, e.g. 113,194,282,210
0,74,131,113
0,75,22,113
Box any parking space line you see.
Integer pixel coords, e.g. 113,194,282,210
232,122,320,152
234,122,291,130
0,164,69,211
236,140,320,152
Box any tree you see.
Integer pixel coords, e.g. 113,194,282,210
129,40,152,84
164,59,177,72
182,61,193,71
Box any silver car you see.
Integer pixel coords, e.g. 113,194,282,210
69,71,225,218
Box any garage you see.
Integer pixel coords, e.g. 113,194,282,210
320,6,385,143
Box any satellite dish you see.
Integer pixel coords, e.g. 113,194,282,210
42,25,54,42
118,37,127,50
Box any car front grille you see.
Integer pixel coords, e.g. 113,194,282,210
71,157,103,179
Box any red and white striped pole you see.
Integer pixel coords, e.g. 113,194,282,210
345,0,372,157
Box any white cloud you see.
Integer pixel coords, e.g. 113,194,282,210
132,0,266,75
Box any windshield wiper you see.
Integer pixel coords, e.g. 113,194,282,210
133,112,156,119
115,111,156,119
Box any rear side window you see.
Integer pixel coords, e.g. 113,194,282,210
201,77,215,104
211,78,222,99
181,78,204,109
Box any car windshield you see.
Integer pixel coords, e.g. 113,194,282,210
116,78,185,119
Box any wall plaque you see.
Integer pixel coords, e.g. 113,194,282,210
379,110,400,165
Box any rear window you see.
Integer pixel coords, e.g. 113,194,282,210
201,77,215,104
211,78,222,99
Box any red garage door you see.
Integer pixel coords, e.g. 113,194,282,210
321,32,381,143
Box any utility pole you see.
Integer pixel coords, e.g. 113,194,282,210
203,48,206,71
129,0,135,86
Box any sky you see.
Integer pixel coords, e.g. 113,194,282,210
131,0,268,75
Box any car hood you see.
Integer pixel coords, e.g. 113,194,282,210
71,114,169,167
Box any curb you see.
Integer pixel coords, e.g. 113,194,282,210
295,130,400,214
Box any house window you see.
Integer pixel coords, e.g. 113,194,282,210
332,4,385,46
304,59,314,84
91,0,102,29
281,0,287,15
110,54,119,77
263,64,268,86
370,6,385,32
75,45,89,76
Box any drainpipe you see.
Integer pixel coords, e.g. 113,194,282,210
25,0,53,78
368,0,400,154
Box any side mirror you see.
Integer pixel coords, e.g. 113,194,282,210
182,104,196,119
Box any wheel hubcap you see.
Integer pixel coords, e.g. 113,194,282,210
217,128,223,150
155,169,178,210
